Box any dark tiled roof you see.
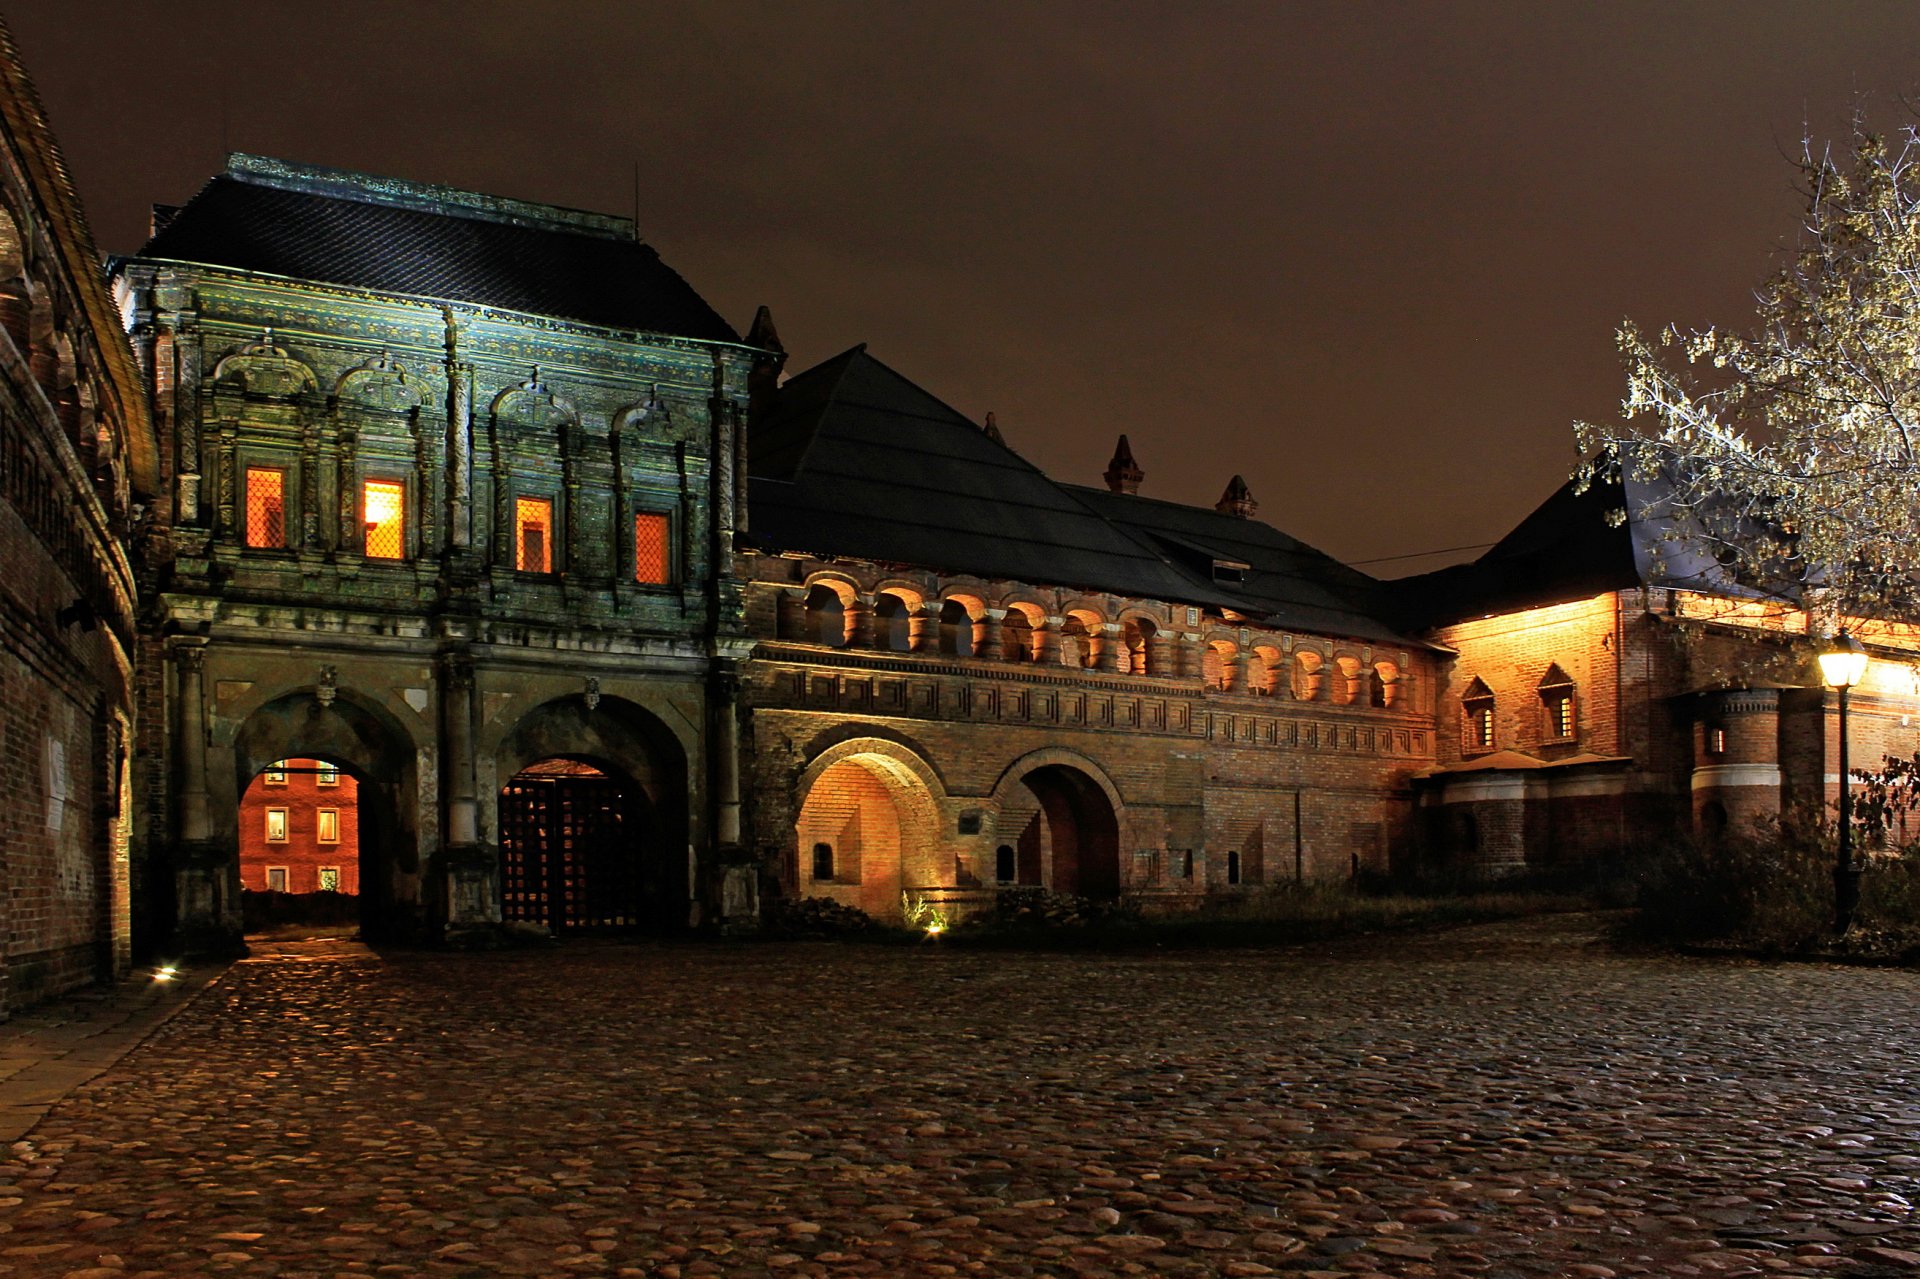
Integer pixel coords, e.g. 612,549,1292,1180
1065,486,1413,645
136,173,739,342
747,346,1423,646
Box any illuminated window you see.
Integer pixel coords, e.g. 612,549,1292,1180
516,497,553,573
1539,664,1577,740
1463,678,1495,751
634,511,670,584
245,467,286,548
263,761,288,786
1706,725,1727,755
317,866,340,892
265,866,288,892
316,762,339,787
363,479,406,559
811,842,834,881
317,809,340,844
265,808,289,843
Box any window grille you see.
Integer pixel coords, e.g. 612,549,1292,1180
634,512,670,584
245,468,286,548
516,497,553,573
363,479,405,559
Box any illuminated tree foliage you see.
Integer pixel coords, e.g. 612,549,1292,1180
1578,118,1920,616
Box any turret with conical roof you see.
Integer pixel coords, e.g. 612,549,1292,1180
1103,434,1144,494
1216,474,1257,519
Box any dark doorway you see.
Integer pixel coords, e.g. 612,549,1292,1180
499,759,655,931
1020,765,1121,899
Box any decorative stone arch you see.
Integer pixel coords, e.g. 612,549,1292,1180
211,330,320,398
1333,654,1364,705
871,582,926,653
1372,658,1402,708
1251,644,1284,695
333,350,427,413
0,201,26,355
1000,599,1045,663
1203,638,1238,692
987,747,1128,899
489,370,581,571
1120,612,1162,676
1293,649,1327,701
228,684,428,940
1061,606,1105,669
800,573,859,647
938,591,986,657
794,735,952,920
489,694,692,931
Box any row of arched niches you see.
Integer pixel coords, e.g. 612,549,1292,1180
0,203,131,532
777,580,1409,706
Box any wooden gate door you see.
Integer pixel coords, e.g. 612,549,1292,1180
499,775,642,930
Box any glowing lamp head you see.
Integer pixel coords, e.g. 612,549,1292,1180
924,921,945,937
152,964,179,983
1819,630,1869,690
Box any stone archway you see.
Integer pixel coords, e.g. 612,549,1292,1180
793,738,950,922
492,697,689,932
231,692,421,941
990,751,1125,900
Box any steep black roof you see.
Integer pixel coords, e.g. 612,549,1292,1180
748,346,1422,645
134,156,739,343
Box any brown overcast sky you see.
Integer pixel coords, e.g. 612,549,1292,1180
9,1,1919,574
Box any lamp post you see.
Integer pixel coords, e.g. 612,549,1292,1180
1818,629,1869,933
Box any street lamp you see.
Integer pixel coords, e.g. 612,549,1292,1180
1819,629,1869,933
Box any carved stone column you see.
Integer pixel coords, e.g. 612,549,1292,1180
846,597,874,649
1096,623,1124,673
445,310,474,549
1176,632,1203,680
442,654,477,847
174,642,211,842
215,421,238,542
1149,631,1175,678
980,609,1005,662
910,601,940,653
1038,617,1065,666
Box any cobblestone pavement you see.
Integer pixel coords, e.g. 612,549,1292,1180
9,916,1920,1278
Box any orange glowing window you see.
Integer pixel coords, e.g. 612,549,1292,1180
363,480,405,559
317,809,340,845
265,808,289,843
516,498,553,573
634,512,670,584
1539,664,1577,740
1463,678,1495,751
245,467,286,548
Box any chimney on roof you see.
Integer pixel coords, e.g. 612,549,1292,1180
1103,434,1144,494
745,305,787,425
1216,474,1257,519
983,411,1005,446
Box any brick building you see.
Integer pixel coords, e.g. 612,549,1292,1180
0,18,155,1012
237,759,361,896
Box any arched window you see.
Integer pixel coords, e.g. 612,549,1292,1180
1463,677,1495,751
1335,656,1362,705
1002,606,1037,663
805,584,848,647
1062,611,1101,669
1539,664,1576,740
1122,617,1157,675
1203,640,1236,692
938,598,976,657
812,842,836,881
1250,646,1282,695
1227,849,1241,885
874,592,913,652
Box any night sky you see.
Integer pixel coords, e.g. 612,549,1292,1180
10,2,1918,575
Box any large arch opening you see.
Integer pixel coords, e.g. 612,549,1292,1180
231,692,420,942
997,762,1122,900
239,757,364,938
493,697,689,933
796,752,944,921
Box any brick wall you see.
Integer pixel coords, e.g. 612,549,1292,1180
236,759,362,895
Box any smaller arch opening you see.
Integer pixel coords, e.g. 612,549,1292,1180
1002,604,1039,663
805,583,849,647
1293,651,1325,701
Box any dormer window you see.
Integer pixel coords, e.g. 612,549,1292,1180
1212,558,1249,583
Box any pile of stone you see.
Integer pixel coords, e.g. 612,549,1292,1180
766,896,875,938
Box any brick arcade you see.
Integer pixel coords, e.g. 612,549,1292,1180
5,25,1920,1002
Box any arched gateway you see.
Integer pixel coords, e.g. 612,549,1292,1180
990,751,1125,899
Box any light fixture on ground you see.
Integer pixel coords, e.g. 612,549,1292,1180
1818,629,1869,933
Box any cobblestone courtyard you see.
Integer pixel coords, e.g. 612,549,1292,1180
7,916,1920,1278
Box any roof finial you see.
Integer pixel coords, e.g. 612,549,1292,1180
1216,474,1257,519
983,411,1005,446
1104,433,1144,494
746,304,784,354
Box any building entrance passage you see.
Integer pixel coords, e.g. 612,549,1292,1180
499,759,645,930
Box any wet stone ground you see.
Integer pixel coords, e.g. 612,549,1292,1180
8,915,1920,1278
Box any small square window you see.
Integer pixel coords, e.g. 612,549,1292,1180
316,762,339,787
263,762,288,786
317,808,340,844
265,808,289,842
316,866,340,893
265,866,288,892
634,512,671,584
363,479,406,559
